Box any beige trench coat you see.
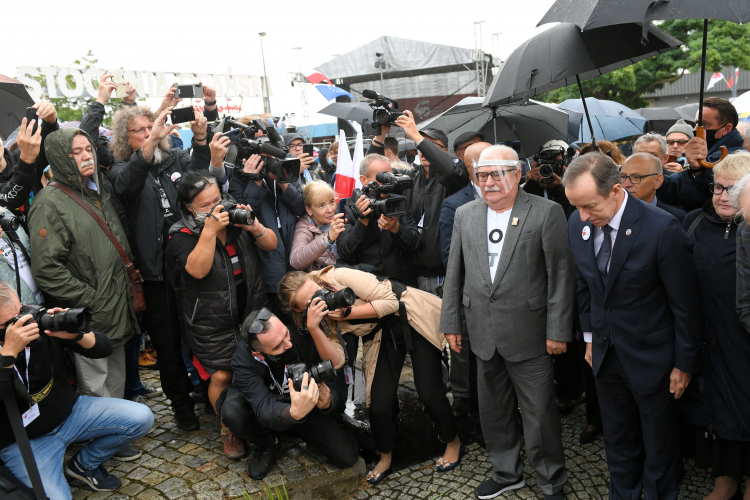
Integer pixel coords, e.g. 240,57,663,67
310,266,446,406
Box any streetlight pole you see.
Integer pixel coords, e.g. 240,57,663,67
259,32,271,115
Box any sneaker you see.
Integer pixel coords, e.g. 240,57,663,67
174,409,200,431
474,477,525,499
222,428,247,459
130,395,148,405
142,384,163,399
65,454,122,492
113,443,142,462
138,351,157,370
246,443,279,480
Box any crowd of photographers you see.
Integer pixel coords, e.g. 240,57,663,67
2,73,750,499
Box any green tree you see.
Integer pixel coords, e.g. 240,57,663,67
537,20,750,108
20,50,142,127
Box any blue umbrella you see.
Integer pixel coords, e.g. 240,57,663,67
557,97,646,144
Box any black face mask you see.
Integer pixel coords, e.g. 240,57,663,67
704,125,726,151
264,344,298,366
406,153,416,164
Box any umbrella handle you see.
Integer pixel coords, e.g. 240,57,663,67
695,126,727,168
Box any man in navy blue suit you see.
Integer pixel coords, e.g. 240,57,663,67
563,153,702,500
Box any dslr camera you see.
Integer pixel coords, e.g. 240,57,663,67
287,360,336,392
350,171,413,221
209,117,300,184
533,145,570,184
220,199,255,226
0,304,92,341
0,213,19,232
300,287,357,337
363,89,404,129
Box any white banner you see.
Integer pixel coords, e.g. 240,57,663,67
16,66,273,101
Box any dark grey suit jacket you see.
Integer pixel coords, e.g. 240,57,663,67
439,188,576,362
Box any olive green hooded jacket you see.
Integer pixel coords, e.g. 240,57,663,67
28,128,138,347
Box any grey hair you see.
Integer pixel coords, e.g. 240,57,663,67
730,172,750,217
624,152,662,175
634,133,668,157
109,105,171,162
478,145,519,164
562,152,621,197
737,122,750,148
0,281,18,310
360,153,390,177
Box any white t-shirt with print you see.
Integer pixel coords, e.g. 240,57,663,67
487,207,512,284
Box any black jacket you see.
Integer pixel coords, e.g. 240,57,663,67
656,198,687,224
0,331,112,450
368,140,470,276
109,144,211,281
230,176,305,293
168,221,267,372
230,331,343,432
337,198,421,286
682,204,750,441
523,180,575,219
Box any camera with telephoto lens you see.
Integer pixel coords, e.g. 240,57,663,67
0,304,92,341
287,360,336,392
363,89,404,128
533,146,567,184
350,171,413,221
208,116,300,184
312,287,356,311
0,213,19,232
220,200,255,226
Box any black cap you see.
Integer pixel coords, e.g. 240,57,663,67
420,128,449,150
453,131,485,151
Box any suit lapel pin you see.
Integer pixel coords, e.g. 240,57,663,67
626,229,632,236
512,217,519,226
582,226,590,240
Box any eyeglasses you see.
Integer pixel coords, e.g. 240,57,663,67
289,143,304,150
128,126,153,135
473,168,516,183
666,139,689,146
620,173,658,184
247,307,274,334
709,183,735,195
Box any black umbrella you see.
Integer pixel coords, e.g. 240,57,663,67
484,22,681,148
635,106,683,134
0,75,35,140
318,102,373,124
675,103,700,123
538,0,750,167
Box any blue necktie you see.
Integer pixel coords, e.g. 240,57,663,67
596,224,613,282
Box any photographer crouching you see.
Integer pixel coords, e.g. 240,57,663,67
0,283,153,498
168,170,276,459
217,307,359,480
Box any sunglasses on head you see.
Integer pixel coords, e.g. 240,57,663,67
247,307,273,334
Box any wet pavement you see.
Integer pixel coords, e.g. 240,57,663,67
63,357,718,500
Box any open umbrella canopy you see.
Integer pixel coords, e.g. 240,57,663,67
483,23,682,108
635,106,683,134
0,74,35,140
675,103,699,123
318,102,373,124
558,97,646,143
417,96,570,158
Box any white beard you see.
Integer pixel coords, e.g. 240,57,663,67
153,147,166,163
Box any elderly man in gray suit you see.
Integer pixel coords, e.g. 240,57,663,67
440,145,575,500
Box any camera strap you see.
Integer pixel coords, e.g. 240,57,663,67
13,347,30,389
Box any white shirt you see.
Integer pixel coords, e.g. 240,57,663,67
584,191,628,343
487,207,512,284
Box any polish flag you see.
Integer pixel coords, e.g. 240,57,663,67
334,130,361,201
305,72,332,85
707,72,725,90
728,67,740,88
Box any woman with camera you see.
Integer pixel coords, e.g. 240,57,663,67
168,170,276,459
277,266,463,484
289,181,346,272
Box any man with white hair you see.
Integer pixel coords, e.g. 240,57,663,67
736,122,750,152
633,133,676,172
440,145,575,499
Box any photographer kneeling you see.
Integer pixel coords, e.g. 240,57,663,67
218,307,358,479
169,170,276,459
0,283,153,498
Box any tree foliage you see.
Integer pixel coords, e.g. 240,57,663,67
537,20,750,108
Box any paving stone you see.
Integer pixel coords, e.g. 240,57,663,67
154,477,187,492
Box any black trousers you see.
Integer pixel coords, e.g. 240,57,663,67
220,386,360,468
142,279,193,413
596,346,679,500
369,321,457,454
554,336,584,401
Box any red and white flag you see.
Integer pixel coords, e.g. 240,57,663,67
334,130,361,201
707,72,725,90
727,67,740,88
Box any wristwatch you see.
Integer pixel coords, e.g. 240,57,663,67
1,353,17,368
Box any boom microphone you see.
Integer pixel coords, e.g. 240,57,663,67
362,89,379,99
260,142,288,159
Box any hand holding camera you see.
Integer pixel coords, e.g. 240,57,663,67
17,116,42,165
149,107,180,145
242,155,265,187
354,195,372,224
1,315,39,357
33,100,58,125
190,112,208,142
203,205,230,235
288,372,320,420
210,132,231,167
231,204,260,233
96,71,119,104
157,82,183,115
395,110,420,142
316,380,332,410
378,215,400,234
306,297,329,332
203,85,217,108
327,213,346,243
298,153,315,173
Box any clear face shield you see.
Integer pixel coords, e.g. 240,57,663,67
473,159,520,195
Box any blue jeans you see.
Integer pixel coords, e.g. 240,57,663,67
0,396,153,499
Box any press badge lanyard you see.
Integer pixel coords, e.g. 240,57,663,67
13,346,30,389
254,356,288,395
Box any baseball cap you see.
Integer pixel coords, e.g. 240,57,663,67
420,128,449,150
453,131,485,151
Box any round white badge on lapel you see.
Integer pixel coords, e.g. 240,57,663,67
626,229,632,236
582,226,591,240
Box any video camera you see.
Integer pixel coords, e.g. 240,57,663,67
0,304,92,341
209,116,300,184
363,89,404,130
288,360,336,392
350,171,413,220
533,145,571,184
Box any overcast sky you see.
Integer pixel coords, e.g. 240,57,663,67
0,0,558,125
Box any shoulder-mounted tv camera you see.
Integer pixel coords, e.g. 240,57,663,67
350,171,413,221
532,145,575,184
